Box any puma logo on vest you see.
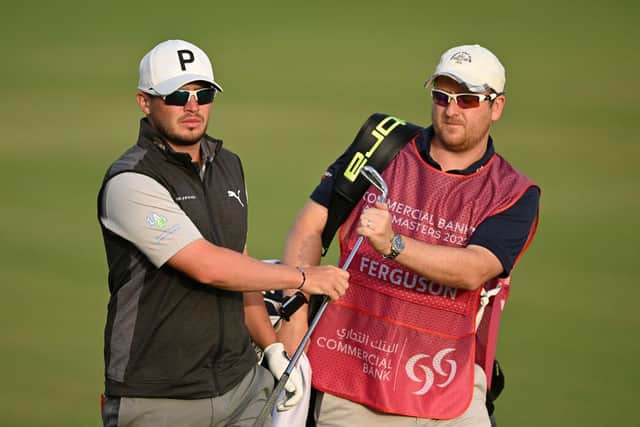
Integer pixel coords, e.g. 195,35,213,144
227,189,244,207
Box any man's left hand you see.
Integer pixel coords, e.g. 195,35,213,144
263,342,304,411
358,201,394,256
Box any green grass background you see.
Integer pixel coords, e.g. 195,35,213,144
1,1,638,425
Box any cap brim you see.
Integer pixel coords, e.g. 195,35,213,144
423,72,487,93
151,74,223,95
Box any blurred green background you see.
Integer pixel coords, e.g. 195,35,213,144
1,0,638,426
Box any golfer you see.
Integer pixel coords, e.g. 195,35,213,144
97,39,349,427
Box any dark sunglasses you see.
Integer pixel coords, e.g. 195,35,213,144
431,88,497,109
162,88,217,106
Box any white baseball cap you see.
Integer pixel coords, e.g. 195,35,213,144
137,39,223,96
424,44,505,93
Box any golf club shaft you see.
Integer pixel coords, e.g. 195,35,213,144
252,166,387,426
251,233,364,427
283,234,363,375
253,371,289,426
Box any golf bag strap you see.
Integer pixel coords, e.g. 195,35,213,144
321,113,422,255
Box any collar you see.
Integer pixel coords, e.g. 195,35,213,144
415,126,495,175
199,135,218,164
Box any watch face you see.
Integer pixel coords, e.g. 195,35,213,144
384,234,404,259
392,234,405,252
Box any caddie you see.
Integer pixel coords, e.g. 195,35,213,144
281,44,541,427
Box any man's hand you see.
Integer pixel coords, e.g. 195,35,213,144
263,342,304,411
299,265,349,301
357,201,394,255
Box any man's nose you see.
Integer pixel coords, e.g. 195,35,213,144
184,94,199,111
445,98,461,115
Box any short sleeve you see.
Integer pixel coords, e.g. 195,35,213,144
100,172,204,267
469,187,540,277
310,148,353,207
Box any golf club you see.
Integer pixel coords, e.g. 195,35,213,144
252,165,388,426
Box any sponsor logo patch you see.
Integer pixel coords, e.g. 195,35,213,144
146,212,168,228
450,51,472,64
405,348,457,395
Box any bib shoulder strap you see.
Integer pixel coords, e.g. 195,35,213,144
321,113,422,255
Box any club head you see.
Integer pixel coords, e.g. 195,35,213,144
361,165,388,202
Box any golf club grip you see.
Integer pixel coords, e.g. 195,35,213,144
252,372,289,427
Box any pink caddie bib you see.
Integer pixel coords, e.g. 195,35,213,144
308,140,537,418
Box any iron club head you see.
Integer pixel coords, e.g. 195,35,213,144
361,165,388,202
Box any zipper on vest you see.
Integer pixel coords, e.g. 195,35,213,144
180,157,224,393
212,296,224,394
197,160,224,394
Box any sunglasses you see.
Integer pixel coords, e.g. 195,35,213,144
431,89,497,109
161,88,217,106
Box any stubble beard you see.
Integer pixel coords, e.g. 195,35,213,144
433,122,469,152
433,117,491,154
155,118,208,147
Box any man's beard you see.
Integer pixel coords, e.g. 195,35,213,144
432,117,491,154
156,118,207,146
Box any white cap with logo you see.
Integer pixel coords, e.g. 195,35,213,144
425,44,505,93
137,39,223,96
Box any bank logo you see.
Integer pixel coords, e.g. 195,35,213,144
146,212,168,228
405,348,457,395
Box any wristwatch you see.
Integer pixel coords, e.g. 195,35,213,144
383,234,405,260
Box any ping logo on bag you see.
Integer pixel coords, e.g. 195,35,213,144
343,116,407,182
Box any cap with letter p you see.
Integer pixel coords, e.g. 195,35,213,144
137,39,223,96
424,44,505,94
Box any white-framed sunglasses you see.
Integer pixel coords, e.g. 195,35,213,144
431,88,497,109
161,87,217,106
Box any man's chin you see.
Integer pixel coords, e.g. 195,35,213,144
439,134,467,152
171,140,199,147
170,129,206,146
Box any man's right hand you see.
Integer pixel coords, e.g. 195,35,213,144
299,265,349,301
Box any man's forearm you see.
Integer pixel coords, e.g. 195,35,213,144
279,200,329,354
392,239,503,290
167,236,348,300
358,202,504,291
283,200,327,268
244,291,277,350
169,240,307,291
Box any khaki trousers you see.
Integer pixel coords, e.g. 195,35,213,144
315,364,490,427
102,365,274,427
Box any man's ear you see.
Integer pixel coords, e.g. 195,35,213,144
491,95,506,122
136,91,152,115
